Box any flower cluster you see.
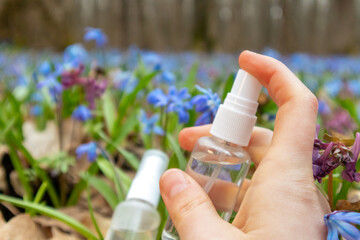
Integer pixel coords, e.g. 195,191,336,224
191,85,221,125
147,86,192,123
312,132,360,183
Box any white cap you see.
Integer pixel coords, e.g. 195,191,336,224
126,149,169,207
210,70,262,146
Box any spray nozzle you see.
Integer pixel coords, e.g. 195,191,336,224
231,70,262,103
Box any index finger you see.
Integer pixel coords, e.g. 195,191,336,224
239,51,318,169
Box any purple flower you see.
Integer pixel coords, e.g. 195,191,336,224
192,85,221,125
324,109,358,134
84,27,108,48
83,77,108,109
139,110,164,135
72,105,92,122
61,64,84,88
76,142,98,162
325,211,360,240
312,132,360,183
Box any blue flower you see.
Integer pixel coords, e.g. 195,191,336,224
157,71,176,85
324,211,360,240
38,61,52,76
30,105,42,116
76,142,98,162
348,79,360,96
147,88,169,107
72,105,92,122
192,85,221,125
139,110,164,135
318,100,330,115
112,70,138,93
166,86,193,123
147,86,193,123
84,27,108,48
64,44,88,65
142,52,162,71
324,78,343,97
36,75,63,101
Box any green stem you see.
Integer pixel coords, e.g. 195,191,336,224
8,146,33,201
328,171,334,209
0,194,98,240
7,132,60,207
87,185,104,240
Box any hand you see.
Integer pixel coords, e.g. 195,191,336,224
159,51,331,240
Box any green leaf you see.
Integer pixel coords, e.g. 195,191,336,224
98,130,140,170
0,194,98,240
184,63,198,91
222,73,235,101
334,180,352,205
113,110,138,146
103,92,116,136
87,175,119,209
166,134,187,170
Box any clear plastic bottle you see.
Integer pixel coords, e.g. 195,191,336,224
106,149,169,240
162,70,262,240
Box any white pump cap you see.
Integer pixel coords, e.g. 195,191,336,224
210,70,262,146
126,149,169,207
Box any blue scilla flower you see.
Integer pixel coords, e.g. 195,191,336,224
112,70,138,93
38,61,52,76
157,71,176,85
36,75,63,100
64,44,88,65
142,51,162,71
325,211,360,240
76,142,98,162
147,88,169,107
324,78,343,97
147,86,192,123
84,27,108,48
167,86,193,123
72,105,92,122
348,79,360,96
139,110,164,135
192,85,221,125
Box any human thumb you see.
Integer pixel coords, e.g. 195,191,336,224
160,169,242,240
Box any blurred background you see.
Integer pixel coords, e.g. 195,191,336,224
1,0,360,54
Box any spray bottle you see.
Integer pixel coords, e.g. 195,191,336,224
106,149,169,240
162,70,262,240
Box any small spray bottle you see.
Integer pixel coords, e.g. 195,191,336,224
162,70,262,240
106,149,169,240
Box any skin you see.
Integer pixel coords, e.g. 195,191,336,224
159,51,331,240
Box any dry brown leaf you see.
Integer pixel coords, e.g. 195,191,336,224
34,206,111,238
10,171,25,196
0,165,7,192
336,200,360,211
50,227,81,240
0,214,46,240
23,119,84,160
0,212,5,228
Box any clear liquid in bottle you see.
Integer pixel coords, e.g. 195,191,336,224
162,136,250,240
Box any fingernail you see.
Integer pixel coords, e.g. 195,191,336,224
160,169,189,199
